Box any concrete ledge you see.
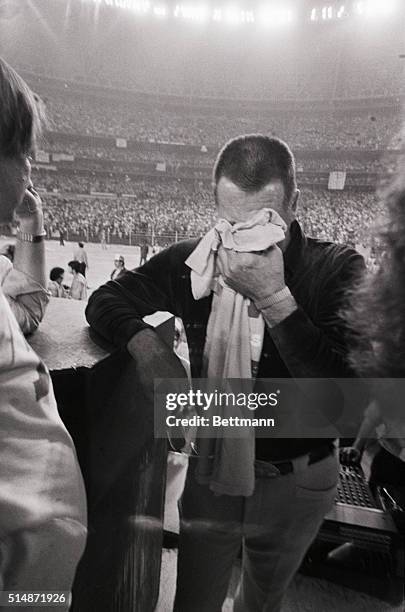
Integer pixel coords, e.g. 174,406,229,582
29,297,173,370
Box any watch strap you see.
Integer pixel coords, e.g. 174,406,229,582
16,230,46,243
254,287,292,311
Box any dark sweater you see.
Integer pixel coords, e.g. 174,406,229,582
86,220,365,461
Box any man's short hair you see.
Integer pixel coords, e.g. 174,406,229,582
213,134,297,205
78,242,84,248
0,57,44,157
50,267,64,281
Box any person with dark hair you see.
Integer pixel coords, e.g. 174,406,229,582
0,242,15,262
0,57,87,599
68,259,87,300
48,266,67,298
73,241,89,277
139,240,149,265
86,134,364,611
213,134,298,205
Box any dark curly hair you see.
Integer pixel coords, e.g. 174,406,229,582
347,139,405,377
50,267,64,282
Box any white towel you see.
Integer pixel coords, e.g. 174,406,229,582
185,208,286,496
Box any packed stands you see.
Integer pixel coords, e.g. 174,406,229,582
38,88,402,150
1,0,401,269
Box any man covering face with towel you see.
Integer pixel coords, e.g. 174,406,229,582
86,134,365,612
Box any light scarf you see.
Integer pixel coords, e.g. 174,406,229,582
185,208,286,496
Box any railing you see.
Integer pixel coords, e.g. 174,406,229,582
1,228,199,248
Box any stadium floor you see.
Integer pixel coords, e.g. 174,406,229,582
157,548,403,612
1,238,145,296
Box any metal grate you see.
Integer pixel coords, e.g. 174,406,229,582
335,465,376,508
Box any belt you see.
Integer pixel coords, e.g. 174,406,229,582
255,443,335,478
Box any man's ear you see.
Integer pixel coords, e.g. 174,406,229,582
291,189,300,214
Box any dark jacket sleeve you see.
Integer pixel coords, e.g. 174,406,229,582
86,242,191,348
269,247,366,378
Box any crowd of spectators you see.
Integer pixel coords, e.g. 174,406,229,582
38,87,402,151
41,139,396,176
41,180,214,240
338,52,404,100
23,76,396,268
299,189,384,246
43,141,210,166
39,180,385,255
34,172,210,196
32,164,389,205
19,21,404,104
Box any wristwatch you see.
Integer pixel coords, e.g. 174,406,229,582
16,230,47,243
254,287,292,310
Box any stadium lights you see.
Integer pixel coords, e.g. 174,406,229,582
310,6,334,21
354,0,397,17
152,3,167,17
212,7,222,21
366,0,397,16
223,6,243,25
310,1,397,22
257,5,293,27
173,4,210,22
87,1,399,24
337,5,345,18
91,0,151,11
321,6,333,19
242,10,255,24
131,1,150,13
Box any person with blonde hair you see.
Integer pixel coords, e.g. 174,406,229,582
0,57,87,601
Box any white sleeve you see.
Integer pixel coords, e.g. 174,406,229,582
1,261,50,335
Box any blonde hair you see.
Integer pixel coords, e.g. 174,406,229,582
0,57,44,157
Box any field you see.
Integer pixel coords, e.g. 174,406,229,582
0,237,145,296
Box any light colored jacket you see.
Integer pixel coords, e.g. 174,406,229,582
48,280,68,298
0,255,50,335
0,263,87,594
69,273,87,301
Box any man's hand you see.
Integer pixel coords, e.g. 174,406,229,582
217,245,286,302
15,185,44,235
